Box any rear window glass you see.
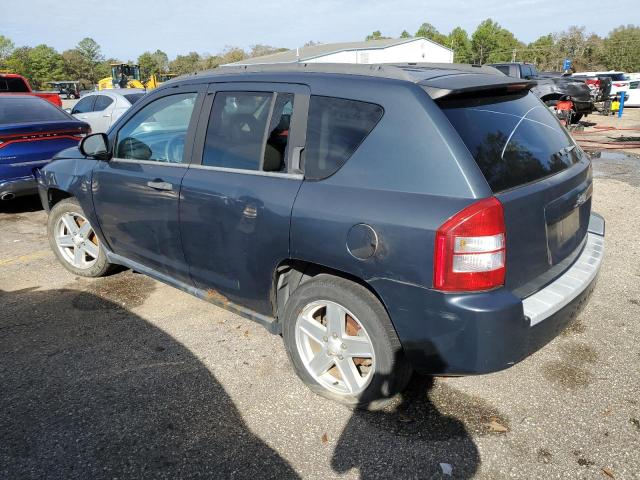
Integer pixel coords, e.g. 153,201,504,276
441,92,579,193
0,76,30,92
124,93,145,105
303,96,383,180
0,96,69,124
602,73,627,81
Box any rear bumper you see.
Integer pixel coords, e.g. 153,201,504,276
0,175,38,200
374,213,605,375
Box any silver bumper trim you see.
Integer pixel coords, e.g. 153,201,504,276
523,232,604,326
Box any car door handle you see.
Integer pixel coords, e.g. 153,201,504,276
102,114,111,117
146,180,173,191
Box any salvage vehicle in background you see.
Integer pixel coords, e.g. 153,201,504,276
47,81,81,99
0,73,63,107
69,89,146,133
0,95,89,200
489,62,594,122
38,63,605,408
572,71,630,100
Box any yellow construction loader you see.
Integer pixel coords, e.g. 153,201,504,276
98,64,145,90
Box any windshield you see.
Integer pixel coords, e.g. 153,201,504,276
440,92,579,192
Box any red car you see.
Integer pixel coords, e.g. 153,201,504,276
0,73,62,107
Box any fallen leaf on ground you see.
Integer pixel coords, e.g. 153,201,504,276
321,433,328,444
601,467,615,478
485,418,508,433
244,330,250,337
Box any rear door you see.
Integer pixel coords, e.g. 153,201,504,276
179,82,309,316
440,91,592,297
87,94,115,133
92,86,204,282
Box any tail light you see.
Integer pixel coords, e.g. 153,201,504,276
585,79,600,89
612,82,626,88
434,197,506,292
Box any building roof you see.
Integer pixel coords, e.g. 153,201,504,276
227,37,453,66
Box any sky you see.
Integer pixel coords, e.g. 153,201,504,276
3,0,639,61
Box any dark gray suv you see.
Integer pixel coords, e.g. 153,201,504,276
38,63,605,408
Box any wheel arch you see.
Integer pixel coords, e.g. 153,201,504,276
46,187,73,210
272,259,397,335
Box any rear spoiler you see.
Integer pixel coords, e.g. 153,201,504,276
420,73,537,100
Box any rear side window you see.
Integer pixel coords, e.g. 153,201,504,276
123,93,145,105
93,95,113,111
0,96,69,124
72,96,95,114
203,92,272,171
441,92,578,193
493,65,510,76
303,96,383,180
0,76,30,92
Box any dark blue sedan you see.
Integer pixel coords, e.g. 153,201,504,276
0,95,89,200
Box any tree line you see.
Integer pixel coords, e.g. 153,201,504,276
368,21,639,73
0,36,285,89
1,19,638,90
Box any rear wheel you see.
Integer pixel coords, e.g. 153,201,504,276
48,198,114,277
282,274,412,409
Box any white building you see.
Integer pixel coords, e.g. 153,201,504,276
226,38,454,66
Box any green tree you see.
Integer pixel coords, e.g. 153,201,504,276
5,47,33,81
400,30,411,39
415,22,448,46
249,44,286,58
169,52,202,75
365,31,390,41
26,44,65,87
138,49,169,80
602,25,640,72
74,37,105,83
0,35,15,64
471,19,520,64
448,27,471,63
521,34,556,70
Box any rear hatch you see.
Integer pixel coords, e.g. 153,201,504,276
438,90,592,298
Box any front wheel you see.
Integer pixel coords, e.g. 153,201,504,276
48,198,114,277
282,274,412,409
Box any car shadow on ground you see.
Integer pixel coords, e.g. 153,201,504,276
331,356,481,479
0,195,43,214
1,284,484,479
0,286,298,479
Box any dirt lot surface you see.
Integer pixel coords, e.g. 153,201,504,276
575,107,640,155
1,152,639,479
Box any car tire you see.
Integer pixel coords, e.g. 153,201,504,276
282,274,412,409
48,197,114,278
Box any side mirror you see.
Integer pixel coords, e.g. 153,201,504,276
79,133,110,160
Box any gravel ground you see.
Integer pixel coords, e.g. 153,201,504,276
1,154,639,479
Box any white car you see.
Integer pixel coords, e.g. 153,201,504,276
572,71,630,99
626,80,640,107
69,89,146,133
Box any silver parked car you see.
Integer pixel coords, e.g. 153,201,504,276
69,89,146,133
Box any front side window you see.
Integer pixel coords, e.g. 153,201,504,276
93,95,114,112
72,96,95,114
115,92,197,163
302,96,384,180
202,92,273,170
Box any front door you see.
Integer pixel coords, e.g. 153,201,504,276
92,88,204,282
179,83,309,315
